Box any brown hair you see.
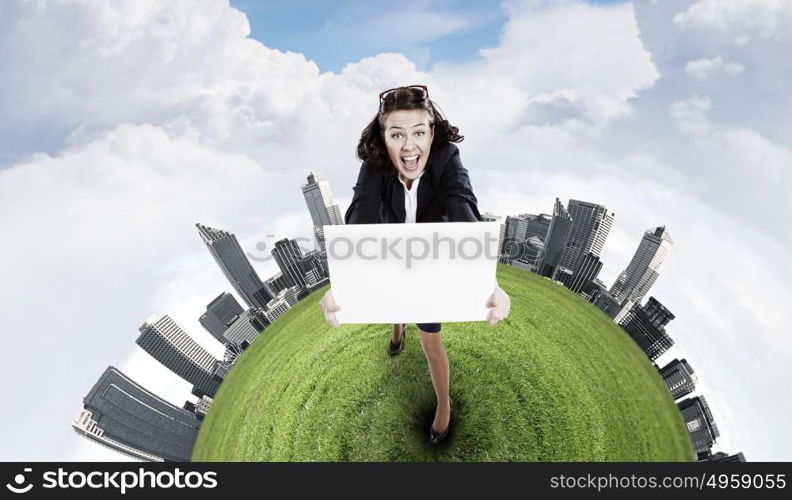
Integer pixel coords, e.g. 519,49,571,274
356,86,463,171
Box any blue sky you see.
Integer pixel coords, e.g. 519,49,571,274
231,0,628,72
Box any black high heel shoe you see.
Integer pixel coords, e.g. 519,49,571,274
429,398,452,445
388,324,406,356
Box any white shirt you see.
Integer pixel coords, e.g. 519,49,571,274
398,171,423,223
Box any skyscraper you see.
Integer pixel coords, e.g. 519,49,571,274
677,395,720,459
538,198,573,278
302,172,344,252
197,223,273,309
199,292,244,343
137,314,221,398
73,366,201,462
618,297,676,360
610,226,673,305
558,199,614,275
564,252,603,294
659,358,698,400
272,238,309,290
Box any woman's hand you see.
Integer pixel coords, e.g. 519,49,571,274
485,284,510,326
319,288,341,328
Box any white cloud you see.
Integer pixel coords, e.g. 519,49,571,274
670,94,712,134
684,56,744,79
441,1,659,130
673,0,792,39
670,94,792,189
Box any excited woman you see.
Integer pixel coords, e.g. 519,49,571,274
320,85,510,445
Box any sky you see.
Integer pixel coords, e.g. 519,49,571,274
1,0,790,462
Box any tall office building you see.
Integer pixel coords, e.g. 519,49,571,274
73,366,201,462
272,238,309,290
538,198,573,278
302,172,344,252
197,223,273,309
659,358,698,400
559,252,603,294
610,226,673,305
199,292,244,343
558,200,614,275
137,314,221,398
618,297,676,360
678,395,720,459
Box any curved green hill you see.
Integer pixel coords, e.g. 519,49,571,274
193,264,693,461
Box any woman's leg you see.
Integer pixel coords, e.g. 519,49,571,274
419,329,451,433
391,323,404,343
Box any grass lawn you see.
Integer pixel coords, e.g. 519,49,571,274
192,264,693,461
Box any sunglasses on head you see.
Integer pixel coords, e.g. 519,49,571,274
378,85,429,102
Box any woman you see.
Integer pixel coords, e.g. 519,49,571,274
320,85,510,445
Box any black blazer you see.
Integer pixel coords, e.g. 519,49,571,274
344,143,481,224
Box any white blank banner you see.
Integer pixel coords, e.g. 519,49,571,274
324,222,499,324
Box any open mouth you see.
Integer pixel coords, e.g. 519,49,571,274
401,154,420,171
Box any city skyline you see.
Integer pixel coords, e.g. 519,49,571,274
70,160,742,460
71,169,338,460
491,193,741,460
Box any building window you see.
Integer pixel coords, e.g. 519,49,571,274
687,418,701,432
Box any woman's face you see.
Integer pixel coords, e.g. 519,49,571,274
382,109,434,183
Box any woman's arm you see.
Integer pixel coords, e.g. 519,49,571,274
439,145,509,326
442,146,482,222
323,164,384,329
344,163,385,224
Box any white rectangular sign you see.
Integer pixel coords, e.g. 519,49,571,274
324,222,499,324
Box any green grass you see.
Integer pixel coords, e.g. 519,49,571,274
192,264,693,462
